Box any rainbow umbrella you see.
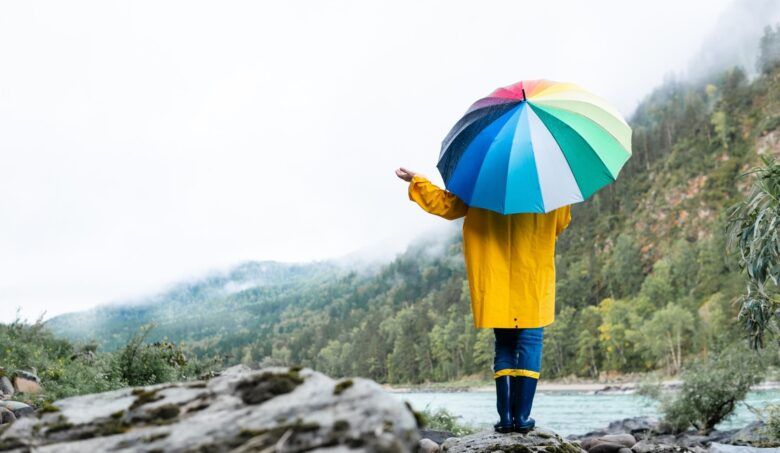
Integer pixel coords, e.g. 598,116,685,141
438,79,632,214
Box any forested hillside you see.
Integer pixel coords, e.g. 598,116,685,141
47,27,780,384
46,260,346,351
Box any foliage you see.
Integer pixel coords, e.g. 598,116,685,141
418,407,476,436
543,307,578,377
0,318,124,405
598,299,644,372
765,404,780,444
699,292,742,353
112,325,190,386
575,306,603,378
644,304,696,374
655,345,766,433
602,234,645,299
728,156,780,348
0,319,215,407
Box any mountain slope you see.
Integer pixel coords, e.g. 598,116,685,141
47,32,780,384
46,260,346,351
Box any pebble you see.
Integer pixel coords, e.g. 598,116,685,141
419,438,440,453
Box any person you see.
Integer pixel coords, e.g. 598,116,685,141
395,166,571,434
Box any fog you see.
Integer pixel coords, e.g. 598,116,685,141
1,0,775,321
688,0,780,80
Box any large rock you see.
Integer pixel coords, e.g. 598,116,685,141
440,428,586,453
11,371,40,395
0,365,420,452
11,378,40,395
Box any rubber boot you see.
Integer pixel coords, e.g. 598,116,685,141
493,375,513,433
512,375,537,433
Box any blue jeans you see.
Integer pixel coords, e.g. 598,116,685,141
493,328,544,379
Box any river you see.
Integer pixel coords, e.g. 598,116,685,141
394,390,780,437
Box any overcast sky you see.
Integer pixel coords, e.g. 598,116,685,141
0,0,758,321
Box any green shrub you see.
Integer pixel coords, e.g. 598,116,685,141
112,326,189,386
418,407,476,436
657,345,765,433
0,319,219,408
727,156,780,348
765,405,780,443
0,319,125,406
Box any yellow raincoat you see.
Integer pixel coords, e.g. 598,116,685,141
408,174,571,329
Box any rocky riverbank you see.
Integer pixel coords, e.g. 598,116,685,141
566,416,780,453
415,417,780,453
0,365,777,452
0,365,590,453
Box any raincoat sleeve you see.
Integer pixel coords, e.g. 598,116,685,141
408,174,468,220
556,205,572,236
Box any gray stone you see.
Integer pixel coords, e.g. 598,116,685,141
590,442,632,453
440,428,586,453
12,370,39,384
582,434,637,450
0,366,420,452
578,417,659,440
0,377,13,398
708,430,741,445
631,440,659,453
607,417,659,435
0,400,34,418
652,435,678,446
0,407,16,424
630,440,690,452
678,435,711,448
421,429,455,444
420,437,440,453
708,443,780,453
668,431,711,448
727,422,773,446
604,434,638,448
12,376,41,395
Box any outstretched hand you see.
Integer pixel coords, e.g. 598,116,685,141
395,167,417,182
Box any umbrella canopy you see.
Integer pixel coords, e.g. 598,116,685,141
438,79,632,214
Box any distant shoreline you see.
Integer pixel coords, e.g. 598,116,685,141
383,380,780,394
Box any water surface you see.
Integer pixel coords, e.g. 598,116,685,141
394,390,780,437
